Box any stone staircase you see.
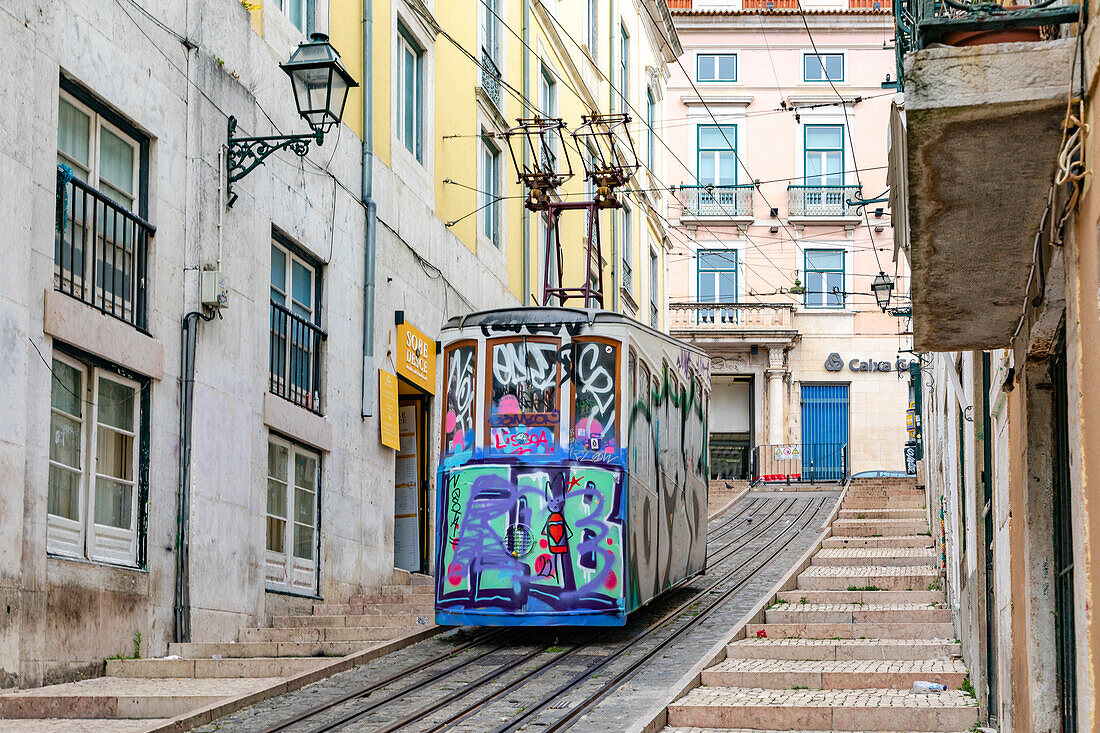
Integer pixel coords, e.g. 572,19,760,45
0,574,435,726
666,477,978,732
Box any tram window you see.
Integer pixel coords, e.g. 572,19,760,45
487,338,560,454
442,342,477,457
572,340,619,453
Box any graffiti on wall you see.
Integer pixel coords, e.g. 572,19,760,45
571,341,618,459
489,341,559,456
438,462,624,615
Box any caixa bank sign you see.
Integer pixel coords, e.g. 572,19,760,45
824,353,916,373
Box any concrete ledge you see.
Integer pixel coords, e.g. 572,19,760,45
707,485,750,521
43,289,163,379
627,483,849,733
263,392,332,452
147,624,444,732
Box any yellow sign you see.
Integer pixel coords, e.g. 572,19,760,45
379,369,401,450
397,321,436,394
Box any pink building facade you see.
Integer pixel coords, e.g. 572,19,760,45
665,3,912,480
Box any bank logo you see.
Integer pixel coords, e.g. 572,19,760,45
824,352,844,371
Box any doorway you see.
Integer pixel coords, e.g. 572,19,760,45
394,386,430,574
1051,335,1077,732
800,383,849,481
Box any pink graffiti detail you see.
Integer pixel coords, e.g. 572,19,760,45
574,417,603,438
535,554,555,577
604,570,617,590
447,562,463,586
606,537,613,546
539,539,548,549
445,411,457,433
492,428,551,454
498,395,521,414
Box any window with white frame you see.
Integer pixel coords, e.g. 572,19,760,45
697,53,737,83
621,202,633,293
804,249,845,308
270,238,324,412
698,250,737,303
804,125,844,186
698,125,737,186
481,134,501,246
586,0,598,57
540,65,558,170
397,25,423,161
47,352,144,566
804,53,844,83
266,436,321,595
650,246,659,328
271,0,315,34
619,24,629,112
646,88,656,172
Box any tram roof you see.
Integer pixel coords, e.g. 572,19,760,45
441,307,709,358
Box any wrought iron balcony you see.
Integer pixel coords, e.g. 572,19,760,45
787,184,862,218
54,166,154,332
270,300,327,414
481,49,502,110
667,302,795,332
676,184,754,220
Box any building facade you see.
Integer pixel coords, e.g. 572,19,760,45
0,0,678,688
894,4,1099,729
665,2,911,481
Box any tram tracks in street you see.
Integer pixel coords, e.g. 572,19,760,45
245,493,826,733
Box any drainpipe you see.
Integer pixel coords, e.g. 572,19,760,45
362,0,378,416
522,0,530,304
175,310,212,643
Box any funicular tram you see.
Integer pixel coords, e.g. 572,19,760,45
433,115,711,627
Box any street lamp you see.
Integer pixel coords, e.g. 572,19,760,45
871,271,893,312
226,33,359,206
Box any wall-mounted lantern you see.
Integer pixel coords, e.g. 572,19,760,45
872,271,894,311
226,33,358,207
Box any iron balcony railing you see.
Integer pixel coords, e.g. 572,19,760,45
668,302,795,330
751,443,849,485
787,184,863,217
677,184,754,219
481,48,503,109
269,300,327,415
54,167,154,331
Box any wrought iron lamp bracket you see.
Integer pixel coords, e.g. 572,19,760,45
226,116,323,207
845,193,890,216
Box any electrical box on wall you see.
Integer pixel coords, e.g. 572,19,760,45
201,270,229,309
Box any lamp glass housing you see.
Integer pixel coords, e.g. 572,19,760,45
871,271,893,311
281,33,359,136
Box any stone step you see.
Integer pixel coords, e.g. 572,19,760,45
777,590,945,605
746,622,955,640
765,604,949,625
272,612,425,628
797,566,941,592
0,720,172,731
239,625,406,643
0,676,273,719
841,495,926,510
725,637,961,661
823,536,933,549
811,549,937,567
837,508,925,520
380,584,435,596
701,659,969,690
667,686,977,731
831,519,929,537
105,656,325,679
168,640,376,658
344,592,436,606
312,601,434,615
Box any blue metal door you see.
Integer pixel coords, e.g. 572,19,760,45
801,384,849,481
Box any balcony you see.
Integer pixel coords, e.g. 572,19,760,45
269,301,327,414
676,184,754,222
668,302,798,347
54,167,154,331
898,1,1078,350
787,185,862,220
480,49,502,111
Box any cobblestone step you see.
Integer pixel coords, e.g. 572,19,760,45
797,566,941,592
831,519,929,537
272,612,425,628
765,604,949,625
238,625,407,643
837,508,925,520
105,656,325,678
0,676,272,719
811,549,936,567
169,640,378,658
841,495,926,510
822,536,933,549
725,638,961,661
776,590,945,605
747,622,955,639
667,686,977,731
701,659,968,690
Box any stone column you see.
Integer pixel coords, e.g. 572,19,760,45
766,347,787,445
